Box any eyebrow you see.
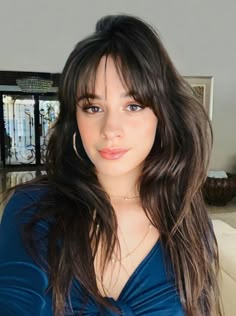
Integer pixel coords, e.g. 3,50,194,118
77,92,135,102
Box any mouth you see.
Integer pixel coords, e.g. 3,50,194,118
98,148,129,160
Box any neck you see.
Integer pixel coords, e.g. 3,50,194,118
97,170,140,200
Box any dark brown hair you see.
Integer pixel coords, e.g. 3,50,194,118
7,15,222,315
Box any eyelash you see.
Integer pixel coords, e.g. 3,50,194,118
80,103,144,114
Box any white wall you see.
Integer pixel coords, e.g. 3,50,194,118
0,0,235,172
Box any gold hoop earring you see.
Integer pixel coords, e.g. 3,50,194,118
73,132,82,160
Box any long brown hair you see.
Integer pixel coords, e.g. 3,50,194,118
7,15,222,315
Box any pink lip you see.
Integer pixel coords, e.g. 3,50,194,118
98,148,129,160
100,148,128,153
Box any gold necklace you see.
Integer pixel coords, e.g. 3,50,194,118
95,244,139,298
110,195,140,201
93,208,153,263
94,221,153,298
111,223,153,264
95,223,153,296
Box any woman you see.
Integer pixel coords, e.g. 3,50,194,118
0,15,222,315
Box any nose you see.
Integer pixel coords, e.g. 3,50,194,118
101,110,123,140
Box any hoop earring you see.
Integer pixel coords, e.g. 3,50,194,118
73,132,82,160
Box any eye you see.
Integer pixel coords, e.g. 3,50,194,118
126,104,144,112
81,105,102,114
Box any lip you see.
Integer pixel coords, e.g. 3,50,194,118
98,148,129,160
99,148,128,154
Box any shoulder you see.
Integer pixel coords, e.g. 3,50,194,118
1,184,50,226
12,184,50,202
0,184,52,265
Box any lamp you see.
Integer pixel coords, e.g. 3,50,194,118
16,76,53,93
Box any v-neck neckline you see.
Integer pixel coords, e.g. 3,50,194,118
107,238,161,302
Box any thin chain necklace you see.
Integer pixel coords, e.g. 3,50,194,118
93,207,153,264
110,195,140,201
111,223,153,263
95,222,153,297
109,185,140,201
93,207,153,297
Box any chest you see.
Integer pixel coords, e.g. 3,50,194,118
94,226,160,300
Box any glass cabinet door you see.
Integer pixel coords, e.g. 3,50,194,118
3,94,36,165
1,93,59,166
39,96,60,163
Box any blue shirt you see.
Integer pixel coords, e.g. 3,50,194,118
0,187,185,315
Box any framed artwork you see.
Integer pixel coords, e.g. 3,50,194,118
184,76,214,120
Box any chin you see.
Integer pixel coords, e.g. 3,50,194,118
97,167,130,177
95,161,143,178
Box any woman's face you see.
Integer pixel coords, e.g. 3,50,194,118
76,56,158,177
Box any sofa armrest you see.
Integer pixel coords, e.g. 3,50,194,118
212,219,236,316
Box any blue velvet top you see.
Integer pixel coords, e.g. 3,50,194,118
0,187,185,315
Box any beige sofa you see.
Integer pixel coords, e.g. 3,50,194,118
212,220,236,316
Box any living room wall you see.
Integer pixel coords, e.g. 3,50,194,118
0,0,235,172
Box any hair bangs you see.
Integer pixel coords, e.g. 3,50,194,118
76,53,104,105
76,38,160,115
108,44,160,116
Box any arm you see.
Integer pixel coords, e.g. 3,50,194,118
0,189,52,316
0,189,131,316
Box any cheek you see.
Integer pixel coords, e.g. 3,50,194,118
76,116,99,154
139,116,158,140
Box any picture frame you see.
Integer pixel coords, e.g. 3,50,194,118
184,76,214,120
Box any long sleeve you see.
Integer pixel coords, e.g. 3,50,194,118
0,189,52,316
0,189,124,316
0,188,185,315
